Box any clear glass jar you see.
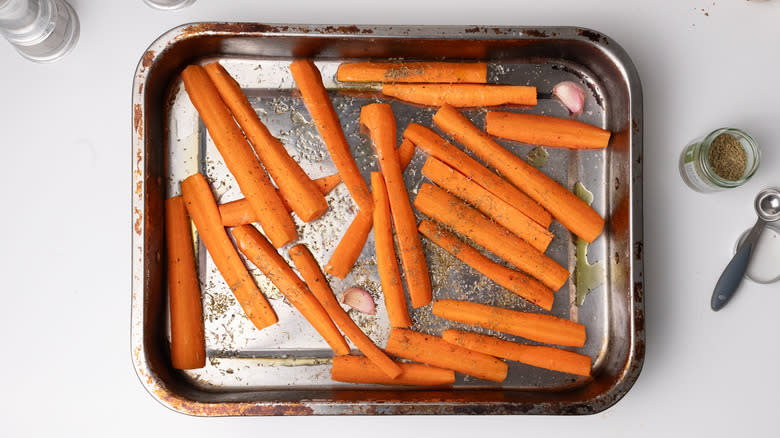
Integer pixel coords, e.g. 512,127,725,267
679,128,760,193
0,0,79,63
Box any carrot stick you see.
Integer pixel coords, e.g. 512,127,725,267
361,103,431,308
181,173,278,330
385,328,508,382
231,225,350,355
414,183,569,291
418,220,554,311
323,209,373,279
382,84,537,107
403,123,552,228
165,196,206,369
290,60,373,211
421,157,553,252
288,245,403,378
442,329,591,377
433,299,586,347
181,65,297,248
204,63,329,222
372,172,412,327
397,138,416,171
435,106,605,241
219,173,342,227
331,355,455,386
485,111,611,150
337,61,487,84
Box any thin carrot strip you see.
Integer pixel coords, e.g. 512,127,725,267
385,328,508,382
433,299,586,347
288,245,402,378
372,172,412,327
181,173,278,330
290,59,373,211
397,138,416,171
434,105,604,242
323,209,373,279
336,61,487,84
414,183,569,291
231,225,350,355
165,196,206,369
331,355,455,386
485,111,611,150
181,65,296,248
382,84,537,107
421,157,553,252
204,63,328,222
418,220,554,311
361,103,431,308
403,123,552,228
442,329,591,377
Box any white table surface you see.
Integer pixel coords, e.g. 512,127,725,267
2,0,779,436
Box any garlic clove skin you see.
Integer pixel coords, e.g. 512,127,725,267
340,287,376,315
552,81,586,115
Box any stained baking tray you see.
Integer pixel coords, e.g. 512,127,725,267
131,23,644,416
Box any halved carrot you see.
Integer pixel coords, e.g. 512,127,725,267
181,65,297,248
337,61,487,84
361,103,431,308
290,59,373,211
421,156,553,252
165,196,206,369
418,220,554,311
403,123,551,228
397,138,416,171
323,209,374,279
288,244,402,378
385,328,508,382
204,62,328,222
181,173,278,330
372,172,412,327
231,225,350,355
485,111,611,150
414,183,569,291
382,84,537,107
435,105,604,242
442,329,591,377
433,299,586,347
331,355,455,386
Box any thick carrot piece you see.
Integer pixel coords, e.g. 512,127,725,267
433,300,586,347
421,157,553,252
385,328,508,382
442,329,591,377
361,103,431,308
181,173,278,330
337,61,487,84
204,63,328,222
290,60,373,211
231,225,350,355
435,106,604,241
418,220,554,311
414,183,569,291
331,355,455,386
404,123,552,228
323,209,373,279
372,172,412,327
485,111,611,150
382,84,537,107
181,65,296,248
288,245,403,378
165,196,206,369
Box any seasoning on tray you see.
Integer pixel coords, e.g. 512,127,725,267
679,128,760,193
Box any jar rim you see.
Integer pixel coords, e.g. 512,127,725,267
697,128,760,188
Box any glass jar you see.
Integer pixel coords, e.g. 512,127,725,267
679,128,760,193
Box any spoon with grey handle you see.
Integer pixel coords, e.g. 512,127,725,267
711,188,780,311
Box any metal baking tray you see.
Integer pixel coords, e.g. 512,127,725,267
131,23,644,416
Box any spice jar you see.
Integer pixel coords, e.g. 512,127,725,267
679,128,760,192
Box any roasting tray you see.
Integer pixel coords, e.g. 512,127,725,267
131,23,644,416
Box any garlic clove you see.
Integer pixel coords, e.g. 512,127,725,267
552,81,586,115
340,287,376,315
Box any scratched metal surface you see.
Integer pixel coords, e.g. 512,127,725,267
131,23,644,415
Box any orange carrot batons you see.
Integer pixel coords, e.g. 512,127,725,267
382,84,537,107
165,196,206,369
360,103,431,308
331,355,455,386
485,111,611,150
181,65,297,248
336,61,487,83
181,173,278,330
323,209,373,279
